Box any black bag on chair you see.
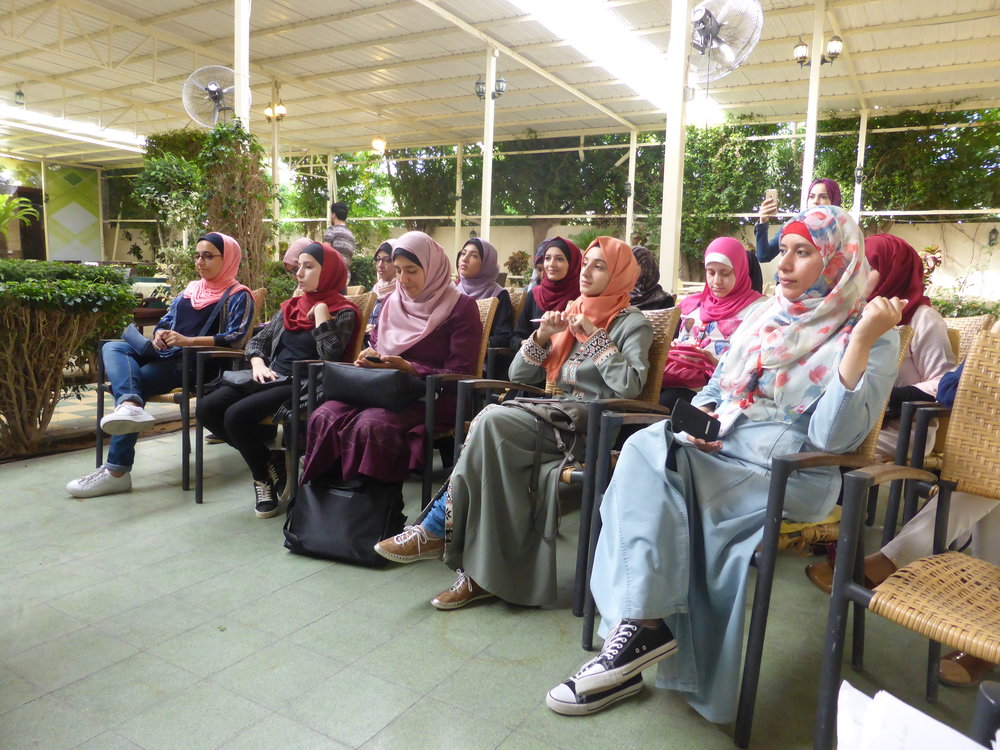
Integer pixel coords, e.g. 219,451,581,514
282,476,406,567
321,362,425,411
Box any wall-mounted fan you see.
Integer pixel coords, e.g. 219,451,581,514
689,0,763,83
182,66,236,127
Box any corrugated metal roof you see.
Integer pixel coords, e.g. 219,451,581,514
0,0,997,167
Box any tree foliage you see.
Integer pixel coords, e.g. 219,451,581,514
384,146,462,235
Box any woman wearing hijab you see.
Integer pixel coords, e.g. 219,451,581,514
524,240,547,293
455,237,514,347
282,237,313,277
660,237,764,408
629,245,675,311
755,178,843,262
67,232,255,498
546,206,903,721
365,241,398,339
373,237,654,611
510,236,583,349
196,243,359,518
300,231,482,488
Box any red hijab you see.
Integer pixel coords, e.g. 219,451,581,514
280,243,359,352
544,237,638,383
680,237,762,332
531,236,583,313
864,234,930,325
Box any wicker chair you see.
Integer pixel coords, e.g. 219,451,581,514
345,285,364,296
813,331,1000,750
192,292,377,504
94,287,265,494
946,313,995,361
484,288,528,379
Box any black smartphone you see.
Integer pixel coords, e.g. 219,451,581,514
365,355,383,363
671,398,721,442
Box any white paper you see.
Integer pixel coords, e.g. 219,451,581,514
837,680,983,750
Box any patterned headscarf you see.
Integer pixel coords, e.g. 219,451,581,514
629,246,674,310
455,238,504,300
544,237,639,383
715,205,868,424
183,232,251,310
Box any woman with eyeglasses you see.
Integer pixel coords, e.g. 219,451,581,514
67,232,255,498
367,242,397,335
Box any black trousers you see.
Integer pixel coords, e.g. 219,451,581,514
196,383,292,481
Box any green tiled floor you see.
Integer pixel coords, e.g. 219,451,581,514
0,431,982,749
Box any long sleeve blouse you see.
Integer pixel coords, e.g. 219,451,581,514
244,307,357,365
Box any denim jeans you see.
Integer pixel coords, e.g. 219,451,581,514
422,486,447,538
102,341,183,472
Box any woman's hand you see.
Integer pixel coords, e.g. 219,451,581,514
853,296,906,345
687,408,722,452
566,313,597,340
291,287,304,298
535,311,568,346
309,302,331,325
758,196,778,224
152,329,171,350
250,357,280,384
159,330,191,348
354,347,417,375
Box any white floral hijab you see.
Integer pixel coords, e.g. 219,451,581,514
715,205,869,425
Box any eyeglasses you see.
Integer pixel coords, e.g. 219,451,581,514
374,257,392,265
193,252,222,262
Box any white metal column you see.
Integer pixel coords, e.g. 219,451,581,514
234,0,251,130
658,0,691,292
454,142,464,253
270,81,280,250
327,153,338,207
851,108,869,221
800,0,825,208
479,47,499,241
625,130,638,243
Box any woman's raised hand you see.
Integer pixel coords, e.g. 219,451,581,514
535,310,569,346
758,196,778,223
853,296,906,344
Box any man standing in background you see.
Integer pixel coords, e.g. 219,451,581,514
323,201,357,277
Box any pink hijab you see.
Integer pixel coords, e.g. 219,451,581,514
680,237,761,331
283,237,313,267
376,231,463,357
183,232,251,310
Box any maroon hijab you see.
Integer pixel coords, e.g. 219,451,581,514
280,243,359,350
531,236,583,312
864,234,930,325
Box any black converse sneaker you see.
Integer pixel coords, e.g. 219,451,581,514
570,619,676,696
253,480,279,518
546,674,643,716
267,451,287,498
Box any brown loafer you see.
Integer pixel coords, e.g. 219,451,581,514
939,650,996,687
805,561,877,595
431,570,496,610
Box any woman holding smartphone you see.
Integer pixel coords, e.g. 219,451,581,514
547,206,904,722
755,178,842,262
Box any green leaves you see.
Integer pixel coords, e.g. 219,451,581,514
0,260,132,286
0,278,136,313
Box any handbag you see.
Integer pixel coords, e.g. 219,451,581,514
122,285,237,360
321,361,425,411
221,369,290,392
283,476,405,567
661,343,717,390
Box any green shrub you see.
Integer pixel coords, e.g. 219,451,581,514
931,293,1000,319
349,252,376,292
0,262,138,456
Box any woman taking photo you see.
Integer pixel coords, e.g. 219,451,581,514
67,232,254,498
546,206,903,721
510,236,582,348
455,237,513,347
374,237,654,611
756,178,843,262
197,243,359,518
659,237,763,409
299,231,482,488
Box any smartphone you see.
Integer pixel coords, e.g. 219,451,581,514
671,398,721,442
365,355,383,363
764,188,778,204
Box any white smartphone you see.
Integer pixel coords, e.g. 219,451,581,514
764,188,778,204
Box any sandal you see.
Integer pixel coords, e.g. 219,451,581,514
939,651,995,687
804,561,877,595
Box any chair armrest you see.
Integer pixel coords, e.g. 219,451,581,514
845,463,937,488
772,451,877,472
455,378,548,396
591,398,671,416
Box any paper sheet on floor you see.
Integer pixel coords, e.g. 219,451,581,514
837,680,986,749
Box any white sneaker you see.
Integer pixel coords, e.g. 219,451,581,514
66,467,132,498
100,402,155,435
